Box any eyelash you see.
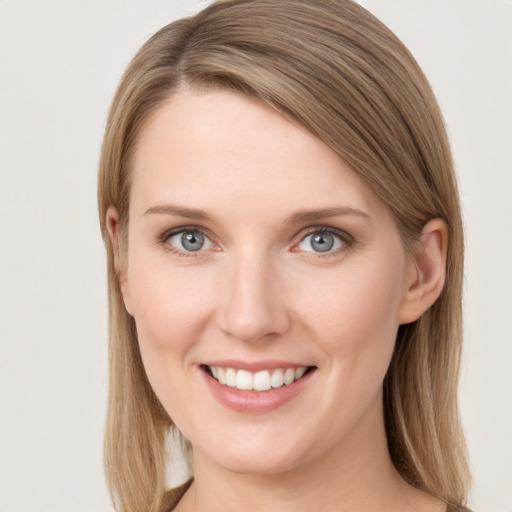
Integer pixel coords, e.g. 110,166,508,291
158,225,355,259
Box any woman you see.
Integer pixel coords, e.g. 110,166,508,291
98,1,471,511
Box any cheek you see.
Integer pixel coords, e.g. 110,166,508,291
294,262,406,439
301,259,406,366
124,256,219,420
125,254,218,359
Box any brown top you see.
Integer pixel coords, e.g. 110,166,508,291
160,479,193,512
160,480,473,512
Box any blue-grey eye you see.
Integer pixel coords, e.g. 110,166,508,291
298,230,343,253
168,229,213,252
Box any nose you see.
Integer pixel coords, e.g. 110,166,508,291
216,251,291,343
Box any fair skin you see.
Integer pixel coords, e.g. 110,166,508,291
107,88,448,512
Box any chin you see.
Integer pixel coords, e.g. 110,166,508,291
195,430,311,476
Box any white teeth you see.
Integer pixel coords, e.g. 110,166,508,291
225,368,236,387
217,367,226,385
271,368,284,388
236,370,253,390
295,367,306,380
253,370,272,391
284,368,295,385
208,365,309,391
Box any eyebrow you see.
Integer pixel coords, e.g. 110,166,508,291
143,204,212,221
143,203,371,223
284,206,372,224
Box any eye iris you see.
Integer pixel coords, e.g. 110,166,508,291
311,232,334,252
181,231,205,251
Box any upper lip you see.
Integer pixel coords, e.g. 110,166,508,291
202,360,315,372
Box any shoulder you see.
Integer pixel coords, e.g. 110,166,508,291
446,506,474,512
159,479,193,512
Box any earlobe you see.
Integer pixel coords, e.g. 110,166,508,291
106,206,132,314
398,219,448,325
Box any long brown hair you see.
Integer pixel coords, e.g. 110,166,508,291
98,1,470,510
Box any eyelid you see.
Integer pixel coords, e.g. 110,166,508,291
297,225,354,242
159,225,206,242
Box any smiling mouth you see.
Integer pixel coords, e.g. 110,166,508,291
202,365,316,392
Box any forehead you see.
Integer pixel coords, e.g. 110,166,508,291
129,88,389,223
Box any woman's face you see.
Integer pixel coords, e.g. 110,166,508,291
117,88,419,475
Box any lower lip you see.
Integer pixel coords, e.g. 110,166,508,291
201,367,315,413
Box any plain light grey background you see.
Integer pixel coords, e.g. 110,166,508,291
0,1,510,511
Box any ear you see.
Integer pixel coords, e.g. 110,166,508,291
105,206,132,314
398,218,448,325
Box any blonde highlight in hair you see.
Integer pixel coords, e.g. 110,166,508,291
98,1,470,510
